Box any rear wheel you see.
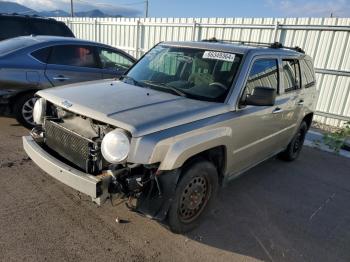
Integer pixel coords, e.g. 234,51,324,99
13,93,37,128
168,160,218,233
279,121,308,161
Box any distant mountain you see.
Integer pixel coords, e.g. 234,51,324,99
0,1,124,17
75,9,105,18
39,10,70,17
0,1,35,14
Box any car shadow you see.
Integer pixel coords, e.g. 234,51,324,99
185,148,350,261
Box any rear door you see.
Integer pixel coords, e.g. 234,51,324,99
44,44,102,86
96,47,134,79
279,58,304,140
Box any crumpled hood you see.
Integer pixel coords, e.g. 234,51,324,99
37,79,229,137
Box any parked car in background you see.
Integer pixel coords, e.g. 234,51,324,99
0,35,136,127
0,13,74,41
23,40,318,233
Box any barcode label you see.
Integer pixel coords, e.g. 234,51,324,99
202,51,235,62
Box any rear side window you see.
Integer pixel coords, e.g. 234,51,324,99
31,47,51,63
282,59,301,92
300,59,316,88
0,18,29,40
30,21,74,37
48,45,98,68
245,59,279,96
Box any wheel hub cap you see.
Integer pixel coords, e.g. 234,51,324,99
178,176,209,223
22,97,37,126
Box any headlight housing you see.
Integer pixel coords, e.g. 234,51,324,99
33,98,46,125
101,129,130,163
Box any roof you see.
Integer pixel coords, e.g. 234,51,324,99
161,40,303,56
0,13,58,22
3,35,111,48
0,35,136,61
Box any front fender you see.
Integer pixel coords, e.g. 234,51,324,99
154,127,232,170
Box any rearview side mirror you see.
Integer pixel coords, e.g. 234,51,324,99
245,86,276,106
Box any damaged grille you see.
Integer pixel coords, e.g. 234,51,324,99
44,120,99,172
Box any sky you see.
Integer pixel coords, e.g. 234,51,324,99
7,0,350,17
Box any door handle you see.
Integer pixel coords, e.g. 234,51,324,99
272,107,284,114
53,76,70,81
298,99,304,106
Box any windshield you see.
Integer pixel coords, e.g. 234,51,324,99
126,45,242,102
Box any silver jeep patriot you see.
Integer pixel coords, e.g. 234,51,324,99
23,40,318,233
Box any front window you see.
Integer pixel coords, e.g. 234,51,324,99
241,59,279,104
126,45,242,102
97,48,134,71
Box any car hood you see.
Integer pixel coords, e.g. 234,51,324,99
37,79,230,137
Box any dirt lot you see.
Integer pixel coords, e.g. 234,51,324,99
0,116,350,262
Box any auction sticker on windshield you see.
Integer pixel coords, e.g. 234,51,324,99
202,51,235,62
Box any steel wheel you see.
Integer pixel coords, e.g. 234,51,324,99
293,131,303,153
21,97,37,126
178,175,211,223
279,121,308,161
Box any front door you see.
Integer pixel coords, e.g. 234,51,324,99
227,57,297,176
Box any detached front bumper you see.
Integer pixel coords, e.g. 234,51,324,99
22,136,111,205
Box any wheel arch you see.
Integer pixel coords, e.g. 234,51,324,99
9,88,39,111
303,112,314,129
180,145,227,185
157,126,231,174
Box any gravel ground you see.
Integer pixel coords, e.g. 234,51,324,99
0,116,350,262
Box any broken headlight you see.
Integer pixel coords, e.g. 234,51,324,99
33,97,46,125
101,129,130,164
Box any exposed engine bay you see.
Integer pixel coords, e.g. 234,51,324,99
30,103,180,220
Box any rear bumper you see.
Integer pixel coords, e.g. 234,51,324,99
0,89,18,105
22,136,111,205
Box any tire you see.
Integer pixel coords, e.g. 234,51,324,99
168,159,218,233
279,121,308,161
13,93,38,129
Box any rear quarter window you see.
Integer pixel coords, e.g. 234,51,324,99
31,47,51,63
300,59,316,88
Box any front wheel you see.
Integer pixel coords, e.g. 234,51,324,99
13,93,37,128
167,160,218,233
279,121,308,161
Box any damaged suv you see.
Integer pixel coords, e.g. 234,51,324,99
23,40,318,233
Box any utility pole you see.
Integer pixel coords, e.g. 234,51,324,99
70,0,74,18
145,0,149,18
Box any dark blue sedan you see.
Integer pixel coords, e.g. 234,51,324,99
0,35,136,127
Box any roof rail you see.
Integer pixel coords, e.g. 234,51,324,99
201,37,305,53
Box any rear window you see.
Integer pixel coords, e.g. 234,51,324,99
30,21,74,37
0,37,37,56
0,18,29,40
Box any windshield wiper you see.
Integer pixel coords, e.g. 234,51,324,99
120,75,144,87
141,80,187,97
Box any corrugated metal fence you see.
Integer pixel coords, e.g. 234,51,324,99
55,17,350,127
